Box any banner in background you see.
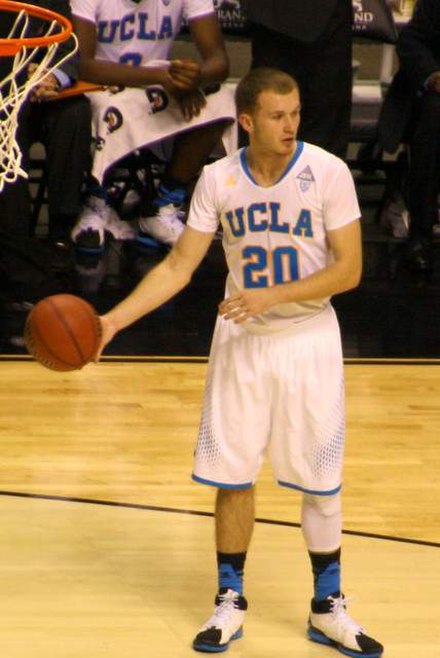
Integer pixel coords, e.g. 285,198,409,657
185,0,398,43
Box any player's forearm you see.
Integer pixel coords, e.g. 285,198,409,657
199,52,230,86
272,259,362,306
78,58,171,87
104,258,192,333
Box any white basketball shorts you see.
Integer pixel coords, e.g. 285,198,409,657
192,304,345,495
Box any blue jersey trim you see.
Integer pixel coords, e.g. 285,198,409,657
278,480,342,496
239,147,254,183
279,140,304,181
239,141,304,186
192,473,253,490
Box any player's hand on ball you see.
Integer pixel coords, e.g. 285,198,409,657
95,314,119,360
219,289,275,323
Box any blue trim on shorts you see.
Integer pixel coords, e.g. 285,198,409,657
278,480,342,496
192,474,253,490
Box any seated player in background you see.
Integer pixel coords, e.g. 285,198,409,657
0,0,92,253
96,68,383,657
69,0,234,251
378,0,440,272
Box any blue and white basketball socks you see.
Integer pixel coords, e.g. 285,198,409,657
192,552,248,652
217,551,246,595
309,548,341,601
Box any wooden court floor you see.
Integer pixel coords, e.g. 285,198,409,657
0,358,439,657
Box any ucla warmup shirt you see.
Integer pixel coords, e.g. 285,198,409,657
187,142,361,333
71,0,215,64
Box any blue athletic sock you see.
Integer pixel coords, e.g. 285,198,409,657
217,552,246,595
153,180,187,209
309,549,341,601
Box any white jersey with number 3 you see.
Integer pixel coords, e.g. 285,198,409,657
71,0,215,65
187,141,361,333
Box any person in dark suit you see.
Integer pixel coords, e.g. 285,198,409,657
0,0,91,244
242,0,353,158
377,0,440,272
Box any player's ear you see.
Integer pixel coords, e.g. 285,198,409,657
238,111,253,135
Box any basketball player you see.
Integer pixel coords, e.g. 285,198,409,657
97,68,384,657
69,0,233,250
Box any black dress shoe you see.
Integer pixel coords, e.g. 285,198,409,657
405,240,433,273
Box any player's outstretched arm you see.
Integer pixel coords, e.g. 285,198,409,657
96,227,215,357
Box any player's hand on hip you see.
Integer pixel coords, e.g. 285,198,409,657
95,315,119,361
219,289,274,323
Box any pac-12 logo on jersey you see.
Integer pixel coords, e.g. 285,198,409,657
296,165,315,192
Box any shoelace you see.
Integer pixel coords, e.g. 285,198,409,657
204,590,240,629
328,596,365,636
157,205,184,236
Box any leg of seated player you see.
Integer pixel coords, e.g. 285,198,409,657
405,91,440,272
302,493,383,657
137,119,232,247
72,118,231,253
0,103,33,238
192,487,253,653
71,176,136,253
43,96,92,244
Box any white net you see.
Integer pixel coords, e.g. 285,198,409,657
0,8,78,192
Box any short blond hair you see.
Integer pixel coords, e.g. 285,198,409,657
235,67,299,115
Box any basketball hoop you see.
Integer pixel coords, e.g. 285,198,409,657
0,0,78,191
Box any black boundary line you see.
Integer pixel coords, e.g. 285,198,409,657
0,490,438,549
1,355,440,365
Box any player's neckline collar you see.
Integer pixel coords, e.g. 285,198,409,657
240,142,304,187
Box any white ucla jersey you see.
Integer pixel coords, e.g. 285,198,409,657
71,0,215,64
187,141,361,333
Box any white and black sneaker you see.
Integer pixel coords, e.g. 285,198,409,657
193,589,247,653
137,203,185,247
308,594,384,658
71,196,135,252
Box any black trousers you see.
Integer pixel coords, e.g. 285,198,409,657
248,0,353,158
408,91,440,242
0,95,92,239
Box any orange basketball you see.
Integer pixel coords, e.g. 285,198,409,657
24,294,102,371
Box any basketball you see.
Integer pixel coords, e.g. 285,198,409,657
24,294,102,371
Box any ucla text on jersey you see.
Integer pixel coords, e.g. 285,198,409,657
98,13,173,44
225,203,313,239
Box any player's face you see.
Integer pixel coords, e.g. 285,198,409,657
241,88,301,157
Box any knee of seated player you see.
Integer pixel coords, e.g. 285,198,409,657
302,492,342,518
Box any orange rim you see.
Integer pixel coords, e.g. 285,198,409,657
0,0,73,56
